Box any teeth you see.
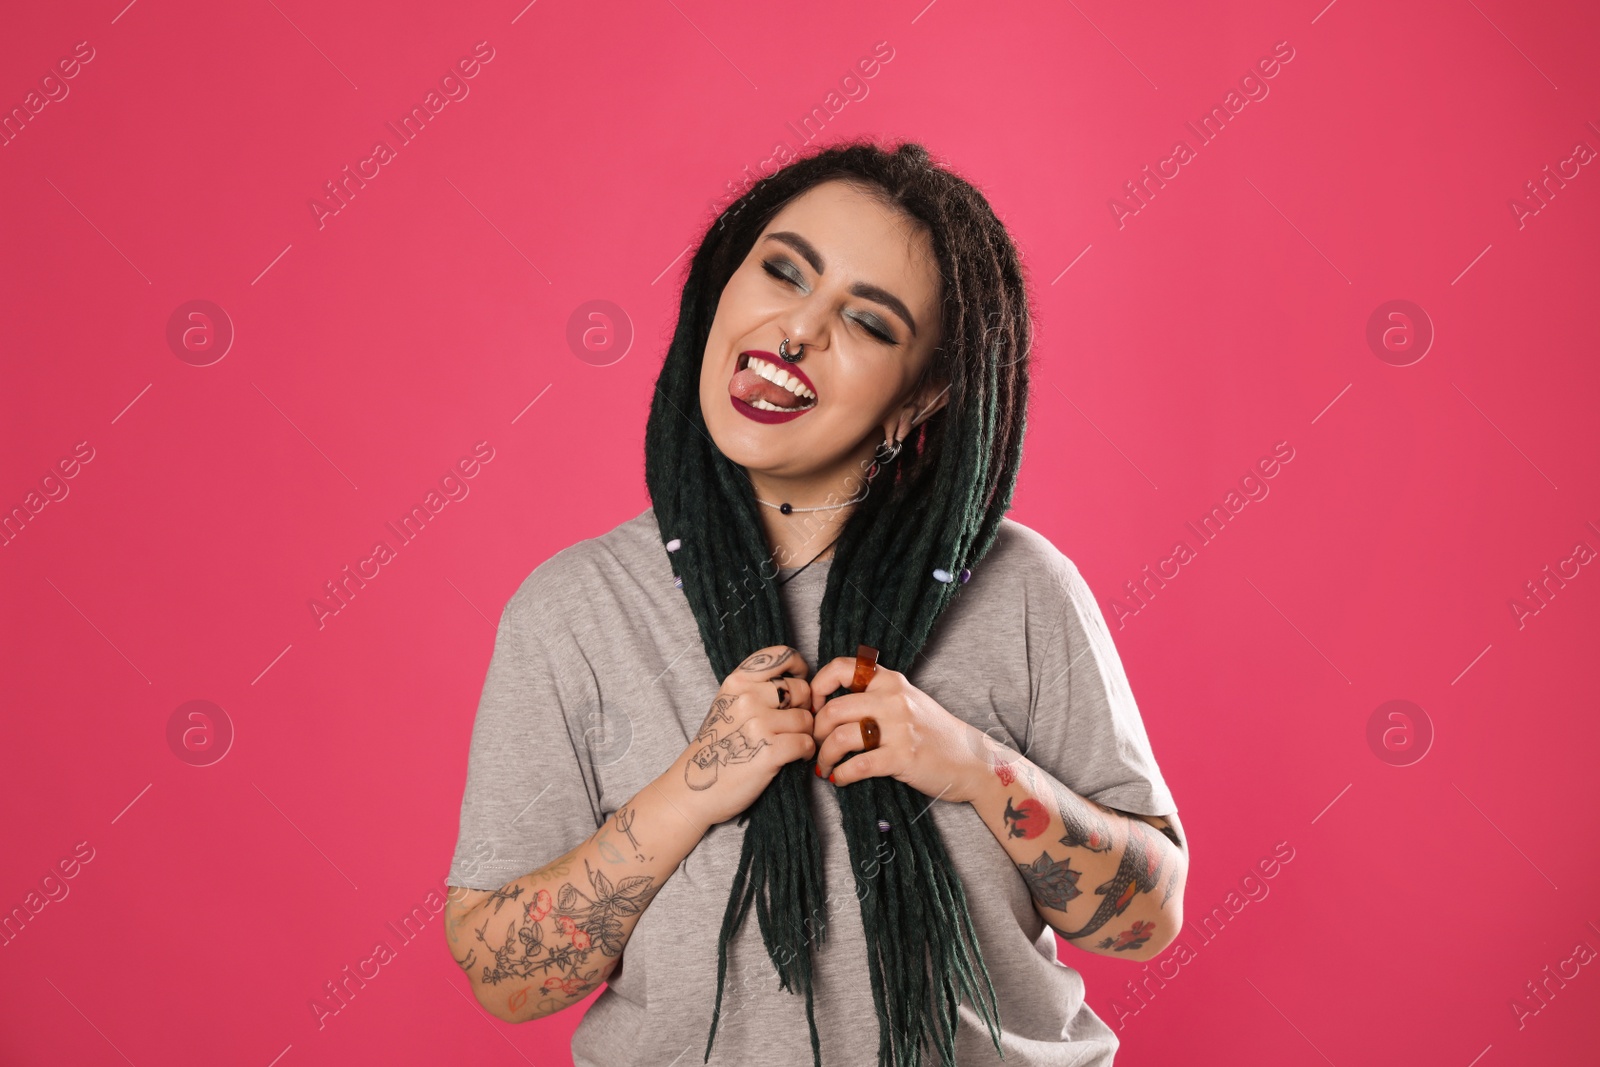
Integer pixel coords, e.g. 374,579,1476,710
747,396,815,412
748,355,816,401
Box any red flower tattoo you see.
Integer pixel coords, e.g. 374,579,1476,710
1095,920,1157,953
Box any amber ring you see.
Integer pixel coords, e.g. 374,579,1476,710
859,716,881,752
849,643,879,693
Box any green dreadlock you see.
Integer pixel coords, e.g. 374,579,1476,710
644,137,1033,1067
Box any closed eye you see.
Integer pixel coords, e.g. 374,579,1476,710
761,259,898,346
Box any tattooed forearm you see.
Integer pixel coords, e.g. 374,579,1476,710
1019,851,1082,911
971,751,1187,957
1055,819,1167,941
447,770,714,1022
471,856,657,1010
1095,920,1157,953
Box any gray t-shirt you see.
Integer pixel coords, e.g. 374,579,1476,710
447,507,1176,1066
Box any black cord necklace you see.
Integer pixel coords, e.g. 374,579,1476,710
776,532,842,586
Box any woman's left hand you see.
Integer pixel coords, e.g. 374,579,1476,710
809,655,988,804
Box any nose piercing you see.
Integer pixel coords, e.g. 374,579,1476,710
779,337,804,363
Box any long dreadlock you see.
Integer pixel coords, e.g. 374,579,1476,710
644,137,1033,1067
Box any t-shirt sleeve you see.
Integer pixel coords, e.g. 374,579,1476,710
446,569,607,891
1022,555,1177,817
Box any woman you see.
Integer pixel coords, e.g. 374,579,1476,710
445,140,1187,1067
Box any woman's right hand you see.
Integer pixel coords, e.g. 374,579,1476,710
672,644,817,829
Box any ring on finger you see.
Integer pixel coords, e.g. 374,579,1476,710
859,715,881,752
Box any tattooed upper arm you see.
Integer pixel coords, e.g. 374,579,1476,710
1122,810,1184,851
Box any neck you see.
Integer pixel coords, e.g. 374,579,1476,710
747,472,865,571
747,436,887,569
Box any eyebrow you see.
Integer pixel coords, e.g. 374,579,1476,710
764,231,919,338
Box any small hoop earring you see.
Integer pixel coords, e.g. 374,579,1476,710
865,433,903,481
779,337,804,363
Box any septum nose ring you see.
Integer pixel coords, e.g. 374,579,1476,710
779,337,804,363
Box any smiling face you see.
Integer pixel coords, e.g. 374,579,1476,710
698,179,948,498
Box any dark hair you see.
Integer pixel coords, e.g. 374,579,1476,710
645,136,1033,1066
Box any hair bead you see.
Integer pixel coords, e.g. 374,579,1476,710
932,568,953,583
666,538,682,552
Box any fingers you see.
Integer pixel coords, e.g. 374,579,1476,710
810,654,887,712
820,744,886,787
757,705,815,740
769,674,813,714
813,717,876,779
736,645,808,680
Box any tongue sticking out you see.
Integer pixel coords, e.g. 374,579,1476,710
731,368,810,409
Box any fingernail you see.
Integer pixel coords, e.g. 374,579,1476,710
828,774,836,784
814,765,821,777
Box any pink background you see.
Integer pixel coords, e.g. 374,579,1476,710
3,0,1598,1064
